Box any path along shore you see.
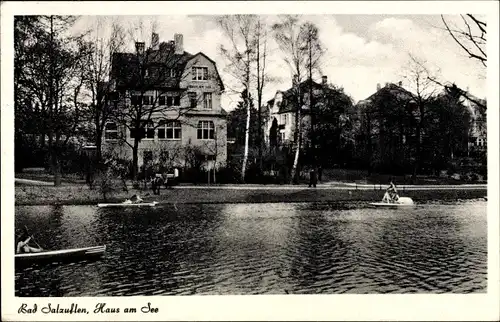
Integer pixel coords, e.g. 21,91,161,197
14,179,488,206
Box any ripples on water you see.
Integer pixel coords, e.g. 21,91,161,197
15,201,487,296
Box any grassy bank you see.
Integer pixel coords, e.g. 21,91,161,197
15,184,487,206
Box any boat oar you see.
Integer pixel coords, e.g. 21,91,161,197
24,225,43,250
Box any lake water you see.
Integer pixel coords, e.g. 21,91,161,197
15,201,487,296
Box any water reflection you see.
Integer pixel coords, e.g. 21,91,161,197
15,201,487,296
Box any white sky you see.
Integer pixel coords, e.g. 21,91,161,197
73,14,487,111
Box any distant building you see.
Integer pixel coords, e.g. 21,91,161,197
263,75,341,148
103,33,228,171
463,93,487,152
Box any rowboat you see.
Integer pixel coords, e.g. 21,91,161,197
15,245,106,265
97,201,158,208
369,196,415,208
369,202,415,207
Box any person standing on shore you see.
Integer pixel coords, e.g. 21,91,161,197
309,169,317,188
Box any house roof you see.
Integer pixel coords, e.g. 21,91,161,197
272,79,339,114
361,83,415,104
111,47,194,89
110,46,224,91
187,52,225,91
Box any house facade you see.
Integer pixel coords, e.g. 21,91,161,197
103,33,227,171
264,76,333,148
463,93,487,152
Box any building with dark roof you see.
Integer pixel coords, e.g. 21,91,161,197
263,75,343,147
103,33,228,171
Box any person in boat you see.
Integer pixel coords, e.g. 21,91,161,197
123,194,144,204
382,180,399,203
16,230,43,254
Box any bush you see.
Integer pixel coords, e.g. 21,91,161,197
96,169,117,201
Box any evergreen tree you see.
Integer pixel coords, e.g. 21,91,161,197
227,89,259,149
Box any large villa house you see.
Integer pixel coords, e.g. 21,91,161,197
264,75,334,148
103,33,227,170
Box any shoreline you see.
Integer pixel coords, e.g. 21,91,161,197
15,184,488,206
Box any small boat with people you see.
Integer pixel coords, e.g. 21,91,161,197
369,197,415,207
369,180,415,208
15,245,106,264
15,227,106,265
97,194,158,208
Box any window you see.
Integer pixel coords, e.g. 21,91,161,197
104,122,118,141
143,96,153,105
131,95,153,106
131,95,140,105
131,121,154,139
159,96,166,106
285,114,288,125
203,92,213,109
158,120,181,140
130,123,137,138
173,95,180,106
280,132,285,143
192,67,209,81
165,95,180,107
188,92,197,108
197,121,215,140
144,120,155,139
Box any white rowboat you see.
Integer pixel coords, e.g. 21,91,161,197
97,202,158,208
369,196,415,207
15,245,106,264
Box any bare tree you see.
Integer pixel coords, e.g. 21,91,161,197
441,14,487,67
402,54,439,182
272,15,322,183
425,15,487,110
81,17,126,162
302,22,325,167
218,15,258,182
254,18,271,175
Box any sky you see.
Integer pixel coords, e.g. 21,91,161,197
74,14,487,111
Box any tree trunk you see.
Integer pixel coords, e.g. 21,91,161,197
411,124,421,183
291,106,301,183
258,101,263,175
132,138,139,181
241,92,251,182
50,145,62,186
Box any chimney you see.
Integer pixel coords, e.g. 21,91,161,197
376,83,381,91
385,82,389,87
135,41,145,55
398,81,402,87
322,75,328,85
174,34,183,55
151,33,159,50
